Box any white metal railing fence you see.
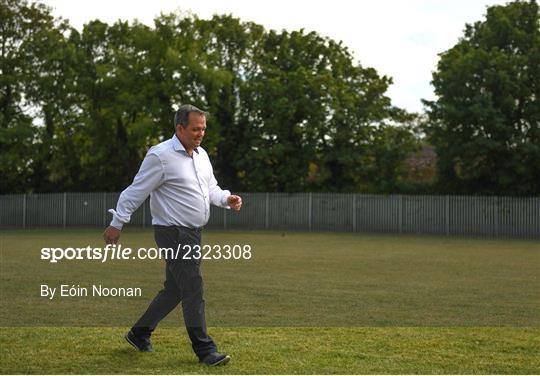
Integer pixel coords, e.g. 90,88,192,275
0,193,538,239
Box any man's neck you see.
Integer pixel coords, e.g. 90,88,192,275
183,145,193,157
176,134,193,157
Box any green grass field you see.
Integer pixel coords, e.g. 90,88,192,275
1,229,539,374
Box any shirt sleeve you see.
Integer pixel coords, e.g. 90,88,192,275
208,172,231,209
108,152,164,229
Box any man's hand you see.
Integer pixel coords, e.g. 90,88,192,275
227,195,242,211
103,226,121,244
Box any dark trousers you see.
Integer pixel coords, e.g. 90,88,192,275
131,225,217,358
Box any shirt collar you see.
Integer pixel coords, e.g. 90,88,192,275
172,134,199,154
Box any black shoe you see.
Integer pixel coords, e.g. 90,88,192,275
199,352,231,366
125,330,154,352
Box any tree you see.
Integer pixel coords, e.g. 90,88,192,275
424,0,540,195
2,3,420,194
151,15,413,193
359,114,422,193
67,20,167,191
0,0,73,193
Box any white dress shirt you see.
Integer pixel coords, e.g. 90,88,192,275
108,134,230,229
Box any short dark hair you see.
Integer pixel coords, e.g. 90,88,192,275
174,104,209,128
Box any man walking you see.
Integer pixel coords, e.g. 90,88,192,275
103,104,242,366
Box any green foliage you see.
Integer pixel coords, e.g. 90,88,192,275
424,0,540,195
1,0,419,193
0,0,65,192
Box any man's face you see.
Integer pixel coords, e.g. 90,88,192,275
177,112,206,151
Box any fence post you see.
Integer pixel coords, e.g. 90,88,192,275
445,195,450,236
22,193,27,229
537,197,540,240
308,192,312,232
398,195,403,234
63,192,67,229
352,194,356,232
265,192,269,230
494,196,499,238
103,192,107,227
